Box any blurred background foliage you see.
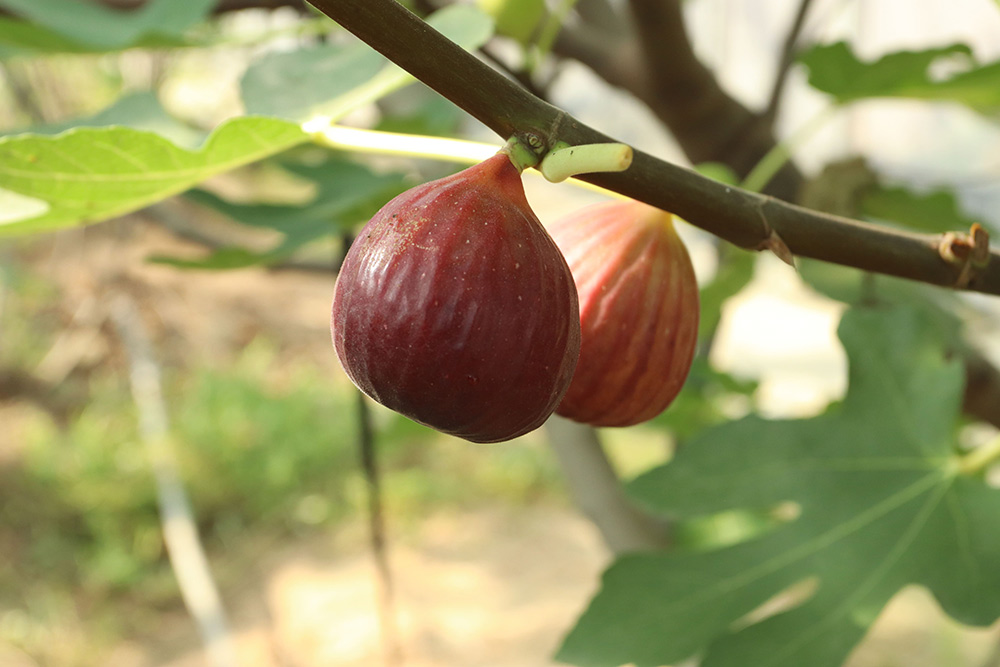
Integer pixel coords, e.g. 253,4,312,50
0,0,999,665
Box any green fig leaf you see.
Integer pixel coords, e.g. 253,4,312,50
1,92,205,148
0,16,94,55
240,43,386,122
374,94,465,138
649,355,757,442
241,4,493,122
0,118,308,236
477,0,545,45
0,0,214,51
0,5,491,238
557,304,1000,667
695,162,741,186
800,41,1000,115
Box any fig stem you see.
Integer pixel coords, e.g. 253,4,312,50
539,141,633,183
501,134,546,173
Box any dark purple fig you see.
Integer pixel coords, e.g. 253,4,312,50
546,200,699,427
331,152,581,443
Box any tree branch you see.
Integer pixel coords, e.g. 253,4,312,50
552,23,648,100
306,0,1000,297
0,0,307,16
550,2,803,201
545,417,670,553
575,0,629,36
762,0,815,126
625,0,803,201
356,390,403,666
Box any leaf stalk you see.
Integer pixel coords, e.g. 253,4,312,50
956,435,1000,477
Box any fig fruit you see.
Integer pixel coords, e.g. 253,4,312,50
332,152,581,443
545,200,699,427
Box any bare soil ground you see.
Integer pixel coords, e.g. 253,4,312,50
147,507,609,667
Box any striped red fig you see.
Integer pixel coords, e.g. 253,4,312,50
331,152,581,443
546,200,699,427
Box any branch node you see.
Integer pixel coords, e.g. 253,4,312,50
545,110,568,148
525,132,545,152
938,223,991,288
757,229,796,267
754,199,796,268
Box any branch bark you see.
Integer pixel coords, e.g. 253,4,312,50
306,0,1000,297
0,0,307,16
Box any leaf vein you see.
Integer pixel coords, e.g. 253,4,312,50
760,480,950,666
669,471,945,613
944,491,981,582
83,138,154,171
